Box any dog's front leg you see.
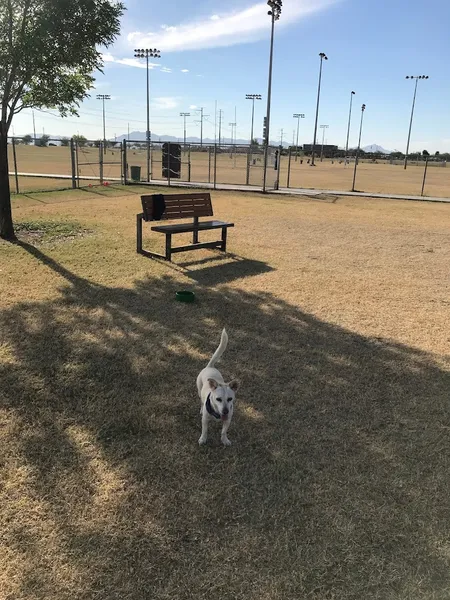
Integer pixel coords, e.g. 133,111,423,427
221,419,232,446
198,411,209,445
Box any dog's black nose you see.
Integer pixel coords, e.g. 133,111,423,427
223,409,229,416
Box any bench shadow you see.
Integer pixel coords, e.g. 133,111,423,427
181,252,275,285
1,242,449,600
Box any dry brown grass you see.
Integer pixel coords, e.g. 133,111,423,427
8,145,450,197
1,186,450,600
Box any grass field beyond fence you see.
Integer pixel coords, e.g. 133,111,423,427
1,186,449,600
7,143,450,197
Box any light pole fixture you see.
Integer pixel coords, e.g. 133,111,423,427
180,112,190,148
263,0,282,192
404,75,429,170
293,113,305,161
134,48,161,181
345,91,355,165
352,104,366,192
246,94,262,145
320,124,329,162
96,94,110,155
311,52,328,166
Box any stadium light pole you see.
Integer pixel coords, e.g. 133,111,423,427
180,112,190,148
246,94,262,145
311,52,328,166
404,75,429,170
263,0,282,193
96,94,110,155
345,91,355,165
293,113,305,161
352,104,366,192
320,124,329,162
134,48,161,181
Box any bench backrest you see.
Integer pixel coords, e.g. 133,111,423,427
141,193,213,221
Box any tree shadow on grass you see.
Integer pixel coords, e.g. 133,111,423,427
1,243,449,600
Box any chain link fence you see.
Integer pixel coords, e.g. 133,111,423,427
7,136,450,198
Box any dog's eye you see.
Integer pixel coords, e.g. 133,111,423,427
216,398,222,402
228,398,233,403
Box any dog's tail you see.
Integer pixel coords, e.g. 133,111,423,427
207,328,228,368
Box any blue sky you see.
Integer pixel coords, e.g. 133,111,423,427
13,0,450,151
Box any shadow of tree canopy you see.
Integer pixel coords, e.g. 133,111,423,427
1,243,449,600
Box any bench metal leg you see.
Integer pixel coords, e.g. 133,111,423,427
136,213,143,253
221,227,228,252
165,234,172,261
193,217,199,244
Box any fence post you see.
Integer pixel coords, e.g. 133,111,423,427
168,142,171,187
214,144,217,190
208,146,211,183
246,145,251,186
287,147,292,189
122,139,127,185
99,143,104,184
421,157,429,197
188,144,191,182
275,147,281,190
70,138,77,189
75,142,80,188
12,137,19,194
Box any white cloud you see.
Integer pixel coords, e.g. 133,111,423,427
181,69,189,73
160,66,172,73
126,0,340,53
189,105,198,110
102,53,160,69
152,97,178,110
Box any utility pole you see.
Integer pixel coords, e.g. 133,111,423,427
134,48,161,181
404,75,429,169
97,94,111,155
195,107,209,147
32,109,36,145
180,112,191,147
218,109,223,146
263,0,282,192
311,52,328,166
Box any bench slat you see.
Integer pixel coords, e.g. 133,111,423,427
142,192,214,221
151,220,234,234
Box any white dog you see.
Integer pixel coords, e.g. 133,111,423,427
197,329,238,446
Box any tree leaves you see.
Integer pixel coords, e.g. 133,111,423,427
0,0,125,124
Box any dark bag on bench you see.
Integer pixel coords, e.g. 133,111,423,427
152,194,166,220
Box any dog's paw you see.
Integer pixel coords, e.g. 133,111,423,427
198,436,207,446
221,437,232,447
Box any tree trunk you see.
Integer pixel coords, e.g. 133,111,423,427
0,119,15,240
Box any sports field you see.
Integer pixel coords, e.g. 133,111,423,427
8,144,450,197
1,185,449,599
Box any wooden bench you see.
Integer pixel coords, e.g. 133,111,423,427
136,192,234,261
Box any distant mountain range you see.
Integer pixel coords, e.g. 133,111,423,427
117,131,266,146
21,131,393,153
362,144,392,154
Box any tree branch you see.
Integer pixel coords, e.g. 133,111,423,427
2,0,33,124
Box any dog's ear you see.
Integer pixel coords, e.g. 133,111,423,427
208,378,219,390
228,380,239,392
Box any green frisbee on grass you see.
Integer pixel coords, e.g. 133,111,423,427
176,291,196,303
